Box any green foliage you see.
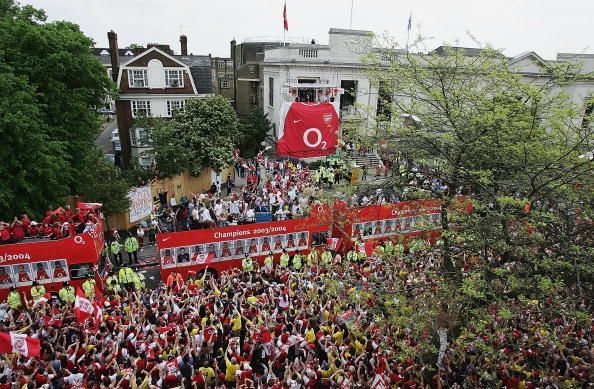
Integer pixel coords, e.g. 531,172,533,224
238,107,271,158
77,151,130,216
148,96,241,177
0,0,115,219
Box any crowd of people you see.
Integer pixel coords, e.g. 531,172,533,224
1,238,591,388
0,205,100,245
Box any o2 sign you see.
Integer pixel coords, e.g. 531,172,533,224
303,128,327,150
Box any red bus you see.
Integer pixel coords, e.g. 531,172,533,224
157,217,330,280
0,223,105,301
332,199,443,252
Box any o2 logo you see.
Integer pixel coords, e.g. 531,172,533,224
303,128,327,150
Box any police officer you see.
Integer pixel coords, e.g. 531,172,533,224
307,249,319,268
242,253,254,273
132,267,145,291
264,251,274,273
119,265,135,291
106,271,120,293
346,249,357,263
320,249,332,268
7,286,22,309
82,274,96,298
110,238,123,266
124,234,139,265
279,249,290,268
292,251,303,271
59,281,75,304
30,281,46,302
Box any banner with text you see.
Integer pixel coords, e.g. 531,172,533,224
128,185,153,223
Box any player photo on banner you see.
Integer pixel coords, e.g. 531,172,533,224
285,233,297,251
50,260,69,281
384,219,396,235
13,264,32,286
190,245,205,263
175,247,191,266
272,235,285,253
297,232,309,248
32,262,51,284
206,242,219,259
352,223,362,239
372,220,384,237
160,249,176,269
219,241,233,259
232,240,245,258
246,238,259,256
0,265,15,288
362,223,373,239
259,236,272,253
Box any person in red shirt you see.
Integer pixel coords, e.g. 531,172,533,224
261,237,271,252
191,246,204,262
221,242,232,257
234,241,244,256
0,223,11,244
28,221,40,237
53,262,67,278
162,249,175,265
51,223,62,240
286,234,296,249
16,265,30,283
248,239,258,254
35,263,49,281
0,267,13,284
298,233,307,247
274,236,283,251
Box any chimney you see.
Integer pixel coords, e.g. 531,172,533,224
107,30,119,82
180,35,188,56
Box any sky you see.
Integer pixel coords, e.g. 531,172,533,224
23,0,593,60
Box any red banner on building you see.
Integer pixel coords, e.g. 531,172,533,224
277,102,339,158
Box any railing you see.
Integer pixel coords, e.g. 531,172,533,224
299,48,318,58
242,36,314,44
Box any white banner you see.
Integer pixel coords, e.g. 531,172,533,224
128,185,153,223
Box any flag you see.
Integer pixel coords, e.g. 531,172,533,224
193,252,215,266
283,2,289,31
93,302,103,328
74,288,94,323
76,202,103,210
326,238,343,251
407,11,412,31
0,332,41,357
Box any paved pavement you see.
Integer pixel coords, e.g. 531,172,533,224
95,118,117,154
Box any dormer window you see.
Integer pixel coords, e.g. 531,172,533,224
128,69,148,87
124,50,134,56
165,70,184,88
99,49,109,56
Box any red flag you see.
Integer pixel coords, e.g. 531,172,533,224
0,332,41,357
76,202,103,210
192,252,215,266
326,238,343,251
74,288,94,323
283,2,288,31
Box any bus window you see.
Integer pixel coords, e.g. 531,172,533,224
312,232,328,246
69,263,93,280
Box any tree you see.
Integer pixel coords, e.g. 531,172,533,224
238,108,271,158
77,151,131,217
0,0,115,219
361,40,593,270
148,96,241,177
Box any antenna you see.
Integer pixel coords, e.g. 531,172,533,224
349,0,354,29
179,24,190,36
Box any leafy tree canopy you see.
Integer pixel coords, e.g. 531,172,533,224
238,107,271,158
0,0,117,219
148,95,241,176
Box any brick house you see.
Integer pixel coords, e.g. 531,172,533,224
100,31,213,169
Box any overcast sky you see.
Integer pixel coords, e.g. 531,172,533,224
24,0,593,60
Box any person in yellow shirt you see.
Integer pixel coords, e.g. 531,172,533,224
225,356,239,383
305,326,316,343
199,361,216,386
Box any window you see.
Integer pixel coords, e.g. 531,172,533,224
131,100,150,117
268,77,274,107
340,80,358,109
139,156,152,167
221,80,231,89
128,69,148,87
226,72,234,78
167,100,185,116
250,95,257,104
137,128,149,146
165,70,184,87
248,65,256,74
217,71,225,78
69,263,93,280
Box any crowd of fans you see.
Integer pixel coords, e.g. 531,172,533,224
1,239,591,388
0,206,100,245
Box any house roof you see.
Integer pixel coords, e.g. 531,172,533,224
432,46,484,57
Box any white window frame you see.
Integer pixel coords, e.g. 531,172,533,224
217,71,225,78
248,65,256,74
139,156,153,167
167,100,185,116
217,60,225,69
220,80,231,89
131,100,151,117
165,70,184,88
129,128,138,147
128,69,148,88
226,72,234,78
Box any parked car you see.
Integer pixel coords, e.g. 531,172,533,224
97,107,115,115
111,129,121,152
